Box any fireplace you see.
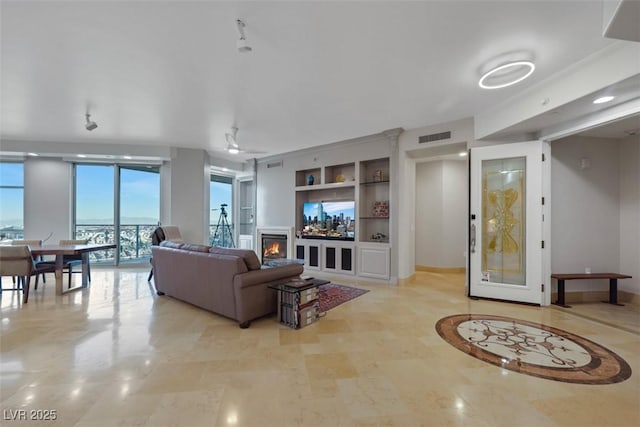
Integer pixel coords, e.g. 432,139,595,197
257,227,294,265
261,234,288,264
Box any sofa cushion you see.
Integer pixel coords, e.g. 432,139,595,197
209,246,262,271
181,243,211,253
160,240,183,249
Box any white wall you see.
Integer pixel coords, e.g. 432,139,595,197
415,162,442,266
551,136,622,292
165,148,209,244
618,136,640,295
24,157,72,242
397,151,416,279
415,160,466,268
442,160,467,267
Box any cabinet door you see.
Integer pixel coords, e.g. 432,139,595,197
358,246,390,279
239,235,253,250
340,247,355,275
308,244,321,270
323,246,337,271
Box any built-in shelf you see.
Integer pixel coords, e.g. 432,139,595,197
293,156,391,280
360,180,390,186
359,158,390,246
295,181,356,192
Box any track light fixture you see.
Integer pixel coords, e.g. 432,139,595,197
85,113,98,131
226,127,240,154
236,19,252,53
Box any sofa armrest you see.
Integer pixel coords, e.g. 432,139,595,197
234,264,304,288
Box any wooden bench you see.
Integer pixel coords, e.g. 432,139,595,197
551,273,632,308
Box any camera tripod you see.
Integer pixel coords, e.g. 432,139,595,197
211,204,235,247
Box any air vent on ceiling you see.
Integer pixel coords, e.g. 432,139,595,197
418,131,451,144
266,160,282,168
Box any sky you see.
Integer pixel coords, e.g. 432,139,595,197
76,164,160,224
0,162,24,227
210,181,232,224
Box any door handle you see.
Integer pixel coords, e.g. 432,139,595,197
470,223,476,254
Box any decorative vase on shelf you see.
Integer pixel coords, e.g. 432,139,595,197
307,174,314,185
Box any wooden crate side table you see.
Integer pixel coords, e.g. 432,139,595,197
269,278,329,329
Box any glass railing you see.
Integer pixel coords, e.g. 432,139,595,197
75,224,156,264
0,226,24,243
3,224,236,261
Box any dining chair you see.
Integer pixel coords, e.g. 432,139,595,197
59,239,91,288
0,245,56,303
11,239,47,288
37,239,91,288
148,226,183,281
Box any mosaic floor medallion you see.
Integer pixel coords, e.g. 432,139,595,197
436,314,632,384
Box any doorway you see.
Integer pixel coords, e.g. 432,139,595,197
409,141,469,278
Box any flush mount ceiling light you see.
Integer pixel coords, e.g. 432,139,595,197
479,60,535,89
85,113,98,131
593,96,615,104
236,19,252,53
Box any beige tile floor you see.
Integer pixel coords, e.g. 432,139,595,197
1,269,638,426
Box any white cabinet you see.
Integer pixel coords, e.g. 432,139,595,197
238,234,253,250
321,241,355,275
296,239,355,275
358,244,391,280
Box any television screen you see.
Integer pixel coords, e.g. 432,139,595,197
301,201,355,240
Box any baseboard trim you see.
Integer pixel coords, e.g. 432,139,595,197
415,265,466,274
398,274,416,286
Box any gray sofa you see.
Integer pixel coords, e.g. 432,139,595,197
151,241,303,328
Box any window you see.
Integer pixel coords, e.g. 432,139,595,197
75,164,115,262
119,166,160,262
74,163,159,263
210,174,234,247
0,162,24,242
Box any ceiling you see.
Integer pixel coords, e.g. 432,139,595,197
576,114,640,139
0,1,621,160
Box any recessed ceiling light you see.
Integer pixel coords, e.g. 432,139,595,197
458,152,468,157
227,147,240,155
77,154,87,158
27,152,39,156
479,61,536,90
593,96,615,104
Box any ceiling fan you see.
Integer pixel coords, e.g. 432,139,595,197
224,127,266,155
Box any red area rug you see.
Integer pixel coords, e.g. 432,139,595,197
318,283,369,312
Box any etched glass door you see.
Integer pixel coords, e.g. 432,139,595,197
469,141,543,304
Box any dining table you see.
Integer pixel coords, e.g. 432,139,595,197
30,243,117,295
